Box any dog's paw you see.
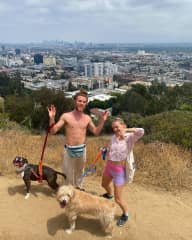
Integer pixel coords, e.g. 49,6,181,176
24,193,30,199
65,229,73,234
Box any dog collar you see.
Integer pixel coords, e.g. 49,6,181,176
16,163,29,173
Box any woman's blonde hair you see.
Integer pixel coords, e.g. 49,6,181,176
112,117,126,125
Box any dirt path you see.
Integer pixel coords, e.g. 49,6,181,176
0,175,192,240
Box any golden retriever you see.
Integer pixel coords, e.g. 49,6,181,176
56,185,116,236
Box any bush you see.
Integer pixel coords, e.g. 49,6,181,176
0,113,21,130
137,111,192,149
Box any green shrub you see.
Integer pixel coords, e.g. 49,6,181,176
137,111,192,149
0,113,20,130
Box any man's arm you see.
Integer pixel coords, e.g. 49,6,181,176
48,105,65,134
88,111,108,136
49,115,65,134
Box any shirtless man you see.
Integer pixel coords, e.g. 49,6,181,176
48,90,108,189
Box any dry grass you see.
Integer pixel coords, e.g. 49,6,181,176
0,129,65,174
0,129,109,174
134,142,192,191
0,129,191,191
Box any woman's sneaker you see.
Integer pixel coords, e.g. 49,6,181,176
101,193,113,199
116,214,128,226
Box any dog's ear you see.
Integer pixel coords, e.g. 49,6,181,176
68,185,74,198
13,156,19,161
22,158,28,164
13,156,20,163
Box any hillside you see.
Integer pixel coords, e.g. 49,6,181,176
0,128,192,239
0,128,191,191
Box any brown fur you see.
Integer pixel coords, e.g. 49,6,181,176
56,185,116,236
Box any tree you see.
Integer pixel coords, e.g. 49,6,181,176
149,80,167,96
4,87,73,131
5,95,34,124
68,82,77,91
31,88,73,130
0,72,25,96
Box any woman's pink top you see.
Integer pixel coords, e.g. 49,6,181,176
108,128,144,161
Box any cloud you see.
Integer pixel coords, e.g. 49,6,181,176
25,0,53,7
0,2,13,14
0,0,192,43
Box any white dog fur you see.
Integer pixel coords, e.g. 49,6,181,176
56,185,116,236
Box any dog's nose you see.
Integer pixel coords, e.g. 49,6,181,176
60,200,67,208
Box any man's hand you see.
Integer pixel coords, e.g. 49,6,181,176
48,104,56,119
90,108,109,121
101,110,109,122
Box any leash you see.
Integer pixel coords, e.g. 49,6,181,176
38,123,54,182
92,150,102,164
31,168,41,180
82,147,108,177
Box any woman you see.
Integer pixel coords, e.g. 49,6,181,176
101,117,144,226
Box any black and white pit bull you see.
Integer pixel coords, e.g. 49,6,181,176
13,156,66,199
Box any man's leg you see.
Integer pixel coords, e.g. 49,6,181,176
74,151,86,188
63,149,75,185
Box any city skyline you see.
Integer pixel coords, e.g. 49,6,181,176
0,0,192,44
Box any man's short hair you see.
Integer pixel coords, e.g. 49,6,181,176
73,89,88,101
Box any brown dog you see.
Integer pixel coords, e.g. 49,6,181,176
57,185,116,236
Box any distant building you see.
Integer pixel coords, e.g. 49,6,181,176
15,48,21,55
63,57,77,67
137,50,146,55
88,93,114,102
78,59,91,73
43,56,56,66
0,56,8,67
84,64,93,78
34,54,43,65
93,62,104,77
8,58,23,67
84,62,118,78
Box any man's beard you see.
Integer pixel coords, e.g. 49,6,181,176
75,106,84,112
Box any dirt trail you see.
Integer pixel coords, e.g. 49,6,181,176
0,175,192,240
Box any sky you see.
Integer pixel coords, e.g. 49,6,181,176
0,0,192,44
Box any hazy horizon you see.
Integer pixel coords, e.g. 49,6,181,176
1,41,192,46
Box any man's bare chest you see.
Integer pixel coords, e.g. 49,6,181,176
66,119,88,129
